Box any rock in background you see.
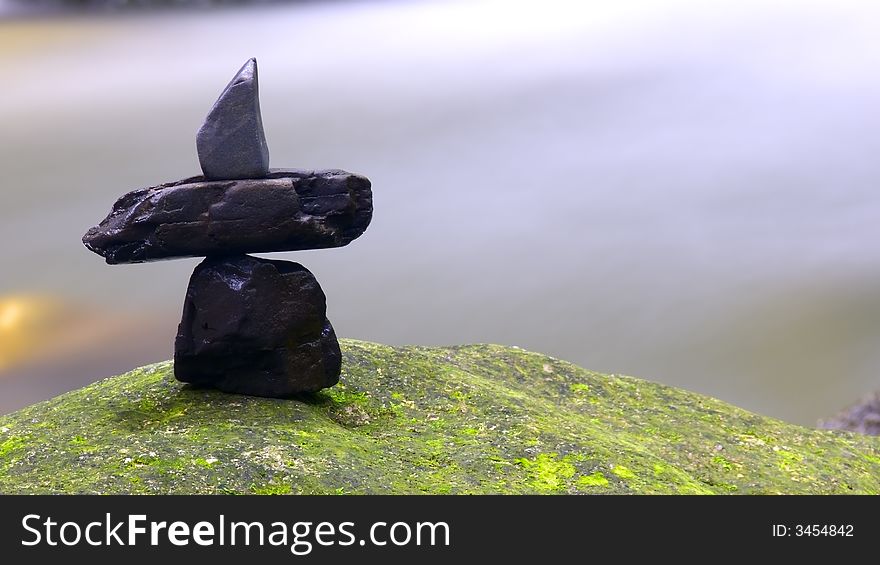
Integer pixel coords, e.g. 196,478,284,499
820,392,880,436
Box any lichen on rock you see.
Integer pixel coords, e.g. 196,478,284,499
1,340,878,494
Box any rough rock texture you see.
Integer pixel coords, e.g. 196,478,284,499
820,391,880,436
82,169,372,263
175,255,341,396
196,58,270,180
1,341,879,494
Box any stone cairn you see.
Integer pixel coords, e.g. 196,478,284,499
83,59,372,397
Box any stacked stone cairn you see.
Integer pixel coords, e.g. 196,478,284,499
83,59,372,397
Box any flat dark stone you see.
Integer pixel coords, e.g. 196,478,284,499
196,58,270,180
82,169,372,264
174,255,341,396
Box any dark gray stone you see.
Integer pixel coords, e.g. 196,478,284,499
820,391,880,436
174,255,341,396
196,58,270,180
82,169,372,264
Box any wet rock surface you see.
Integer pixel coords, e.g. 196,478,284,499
82,169,372,264
5,342,880,494
174,255,341,396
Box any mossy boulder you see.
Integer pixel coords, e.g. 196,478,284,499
1,340,879,494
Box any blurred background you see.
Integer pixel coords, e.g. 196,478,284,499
1,0,879,426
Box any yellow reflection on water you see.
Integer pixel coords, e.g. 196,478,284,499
0,294,167,378
1,297,39,370
0,301,23,331
0,299,24,370
0,295,73,373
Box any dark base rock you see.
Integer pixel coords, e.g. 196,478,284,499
174,255,341,396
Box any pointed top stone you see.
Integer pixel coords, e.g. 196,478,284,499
196,58,270,180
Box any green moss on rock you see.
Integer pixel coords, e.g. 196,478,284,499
1,340,878,494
